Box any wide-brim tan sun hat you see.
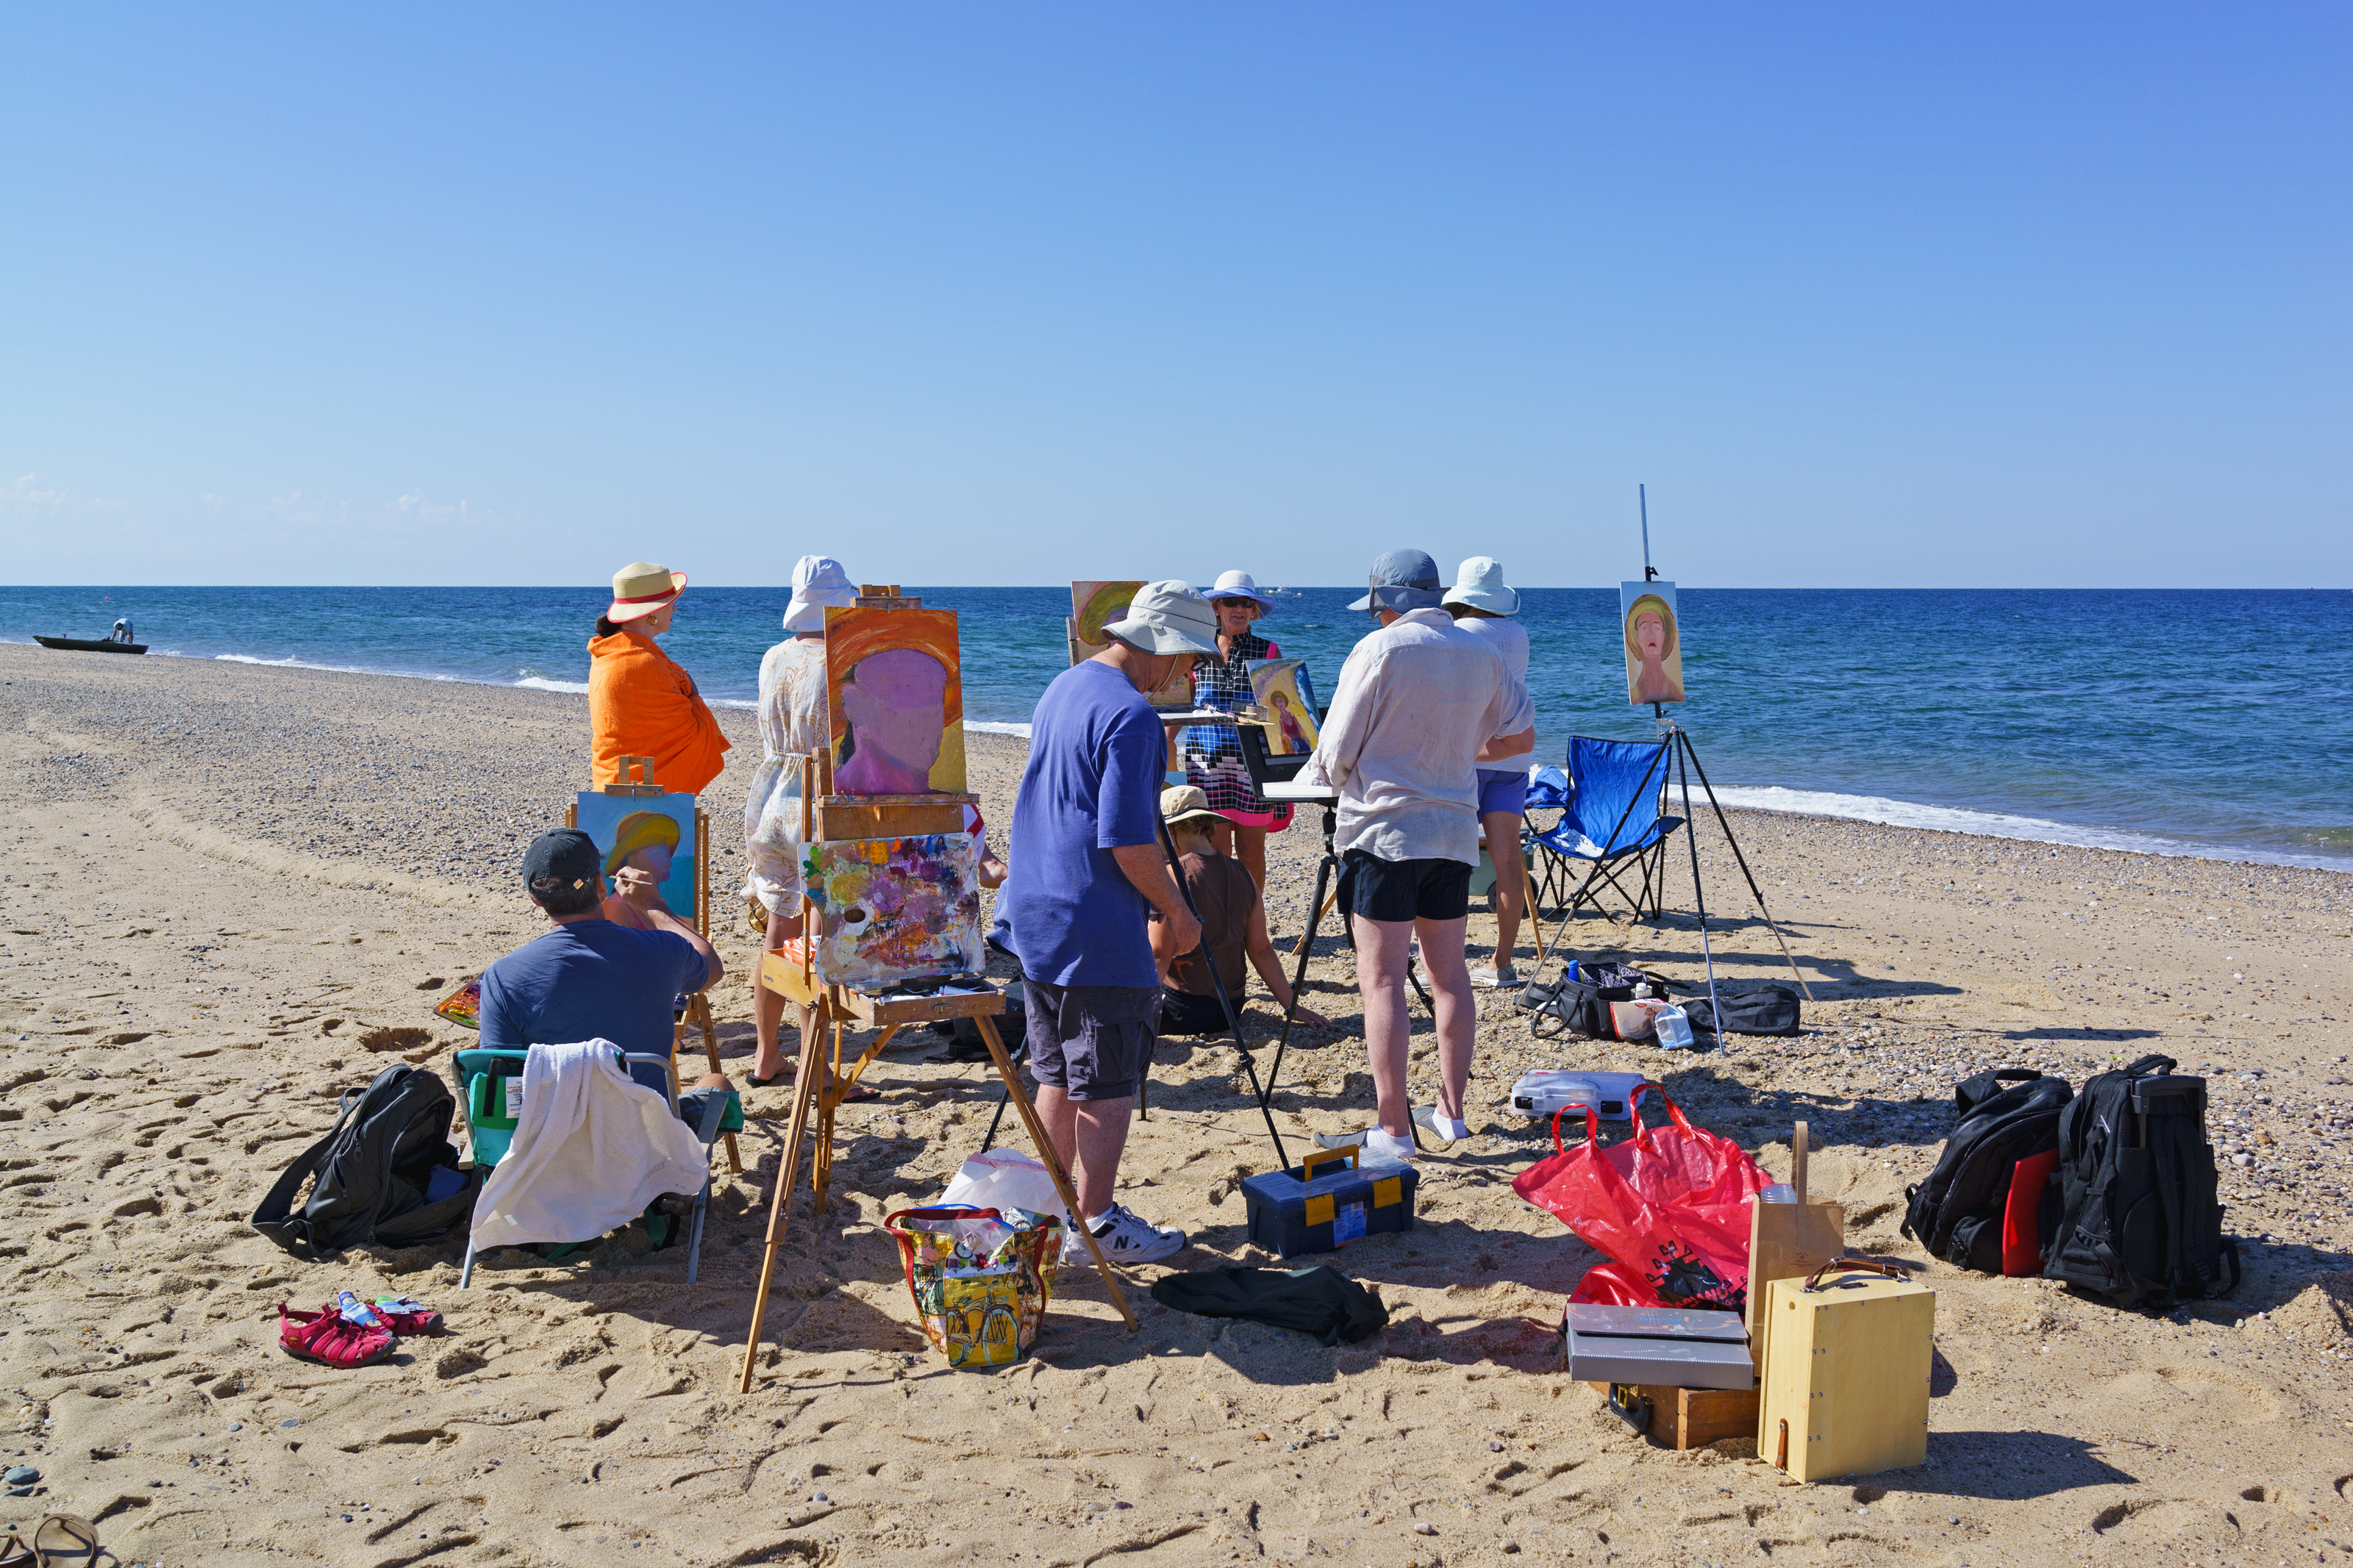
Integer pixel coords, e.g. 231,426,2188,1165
1101,580,1220,656
1160,784,1228,830
607,561,688,623
1443,556,1521,615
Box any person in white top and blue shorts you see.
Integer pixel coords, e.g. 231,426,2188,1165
1443,557,1533,989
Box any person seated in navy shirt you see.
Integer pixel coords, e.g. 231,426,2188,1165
477,828,723,1094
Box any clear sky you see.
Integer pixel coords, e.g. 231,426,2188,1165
4,5,2346,588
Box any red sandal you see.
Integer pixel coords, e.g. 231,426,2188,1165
276,1301,394,1368
370,1295,444,1336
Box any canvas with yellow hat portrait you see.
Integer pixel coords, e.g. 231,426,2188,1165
573,791,699,923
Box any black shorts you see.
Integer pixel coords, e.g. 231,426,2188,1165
1024,980,1157,1101
1338,848,1471,924
1158,985,1236,1038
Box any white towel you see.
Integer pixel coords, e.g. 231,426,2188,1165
469,1039,711,1250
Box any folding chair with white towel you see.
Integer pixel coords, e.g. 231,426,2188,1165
457,1039,740,1286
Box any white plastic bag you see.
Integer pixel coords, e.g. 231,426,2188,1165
940,1149,1074,1264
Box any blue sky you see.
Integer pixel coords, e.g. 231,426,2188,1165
4,5,2346,588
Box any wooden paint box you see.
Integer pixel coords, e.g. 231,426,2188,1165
1585,1381,1763,1451
1758,1261,1935,1481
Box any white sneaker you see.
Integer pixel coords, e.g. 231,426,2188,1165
1083,1203,1187,1264
1468,962,1519,989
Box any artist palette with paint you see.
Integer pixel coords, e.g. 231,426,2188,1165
801,833,984,988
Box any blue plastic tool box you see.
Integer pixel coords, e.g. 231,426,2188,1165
1240,1145,1421,1258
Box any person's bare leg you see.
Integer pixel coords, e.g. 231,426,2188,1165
1352,913,1417,1137
752,911,793,1079
1235,824,1268,895
1414,913,1477,1122
1033,1086,1135,1218
1482,809,1525,969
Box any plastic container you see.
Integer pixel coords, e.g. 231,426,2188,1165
1508,1069,1648,1122
1240,1146,1420,1258
1654,1005,1696,1050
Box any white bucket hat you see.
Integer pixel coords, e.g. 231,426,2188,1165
1100,580,1220,656
607,561,688,623
1443,556,1520,615
782,555,857,634
1204,570,1277,611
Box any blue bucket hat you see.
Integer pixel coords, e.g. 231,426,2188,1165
1346,549,1443,613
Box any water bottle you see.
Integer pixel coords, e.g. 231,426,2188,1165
1654,1004,1696,1050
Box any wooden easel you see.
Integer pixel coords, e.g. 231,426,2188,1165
735,747,1139,1391
568,755,740,1175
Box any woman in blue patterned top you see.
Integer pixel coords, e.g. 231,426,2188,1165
1176,570,1293,892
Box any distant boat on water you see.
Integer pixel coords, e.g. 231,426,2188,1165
33,635,146,655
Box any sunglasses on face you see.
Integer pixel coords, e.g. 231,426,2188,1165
1213,598,1257,610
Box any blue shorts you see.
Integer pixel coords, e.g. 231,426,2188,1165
1476,767,1528,817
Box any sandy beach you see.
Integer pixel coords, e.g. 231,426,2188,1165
4,640,2351,1568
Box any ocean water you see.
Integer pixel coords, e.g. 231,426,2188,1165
6,584,2349,872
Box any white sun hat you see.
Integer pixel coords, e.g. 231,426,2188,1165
1442,556,1521,615
1100,580,1220,656
1204,570,1278,611
782,555,857,634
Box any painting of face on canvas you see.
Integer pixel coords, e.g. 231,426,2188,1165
1069,581,1146,662
574,792,699,923
801,834,984,987
1621,582,1686,706
1250,659,1321,756
1067,580,1195,707
825,605,967,795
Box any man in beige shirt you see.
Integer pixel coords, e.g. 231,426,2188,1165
1302,550,1534,1161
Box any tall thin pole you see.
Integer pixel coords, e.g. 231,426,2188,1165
1671,726,1726,1042
1640,484,1656,582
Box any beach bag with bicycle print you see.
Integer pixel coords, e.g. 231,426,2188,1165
885,1205,1062,1370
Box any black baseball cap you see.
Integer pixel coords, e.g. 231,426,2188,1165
522,828,600,899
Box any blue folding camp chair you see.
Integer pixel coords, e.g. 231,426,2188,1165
1523,737,1684,928
454,1045,741,1287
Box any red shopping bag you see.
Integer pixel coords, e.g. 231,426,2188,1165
1512,1084,1770,1312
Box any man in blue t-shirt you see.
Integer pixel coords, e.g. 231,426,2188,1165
998,580,1218,1264
478,828,723,1092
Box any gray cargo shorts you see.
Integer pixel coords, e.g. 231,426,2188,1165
1023,980,1158,1102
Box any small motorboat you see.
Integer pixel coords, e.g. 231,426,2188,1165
33,636,147,655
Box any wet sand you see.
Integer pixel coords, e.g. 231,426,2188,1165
4,640,2351,1567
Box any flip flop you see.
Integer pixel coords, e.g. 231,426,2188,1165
747,1070,790,1088
838,1082,881,1104
1,1531,32,1568
31,1513,97,1568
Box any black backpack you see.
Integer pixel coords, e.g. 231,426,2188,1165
252,1064,480,1258
2041,1054,2237,1309
1902,1068,2073,1271
1685,985,1803,1037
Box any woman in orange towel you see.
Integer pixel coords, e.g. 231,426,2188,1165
588,562,732,796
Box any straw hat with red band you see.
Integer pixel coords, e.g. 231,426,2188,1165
607,561,689,623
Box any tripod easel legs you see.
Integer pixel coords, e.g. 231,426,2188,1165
736,996,829,1393
735,1002,1137,1395
679,992,740,1174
